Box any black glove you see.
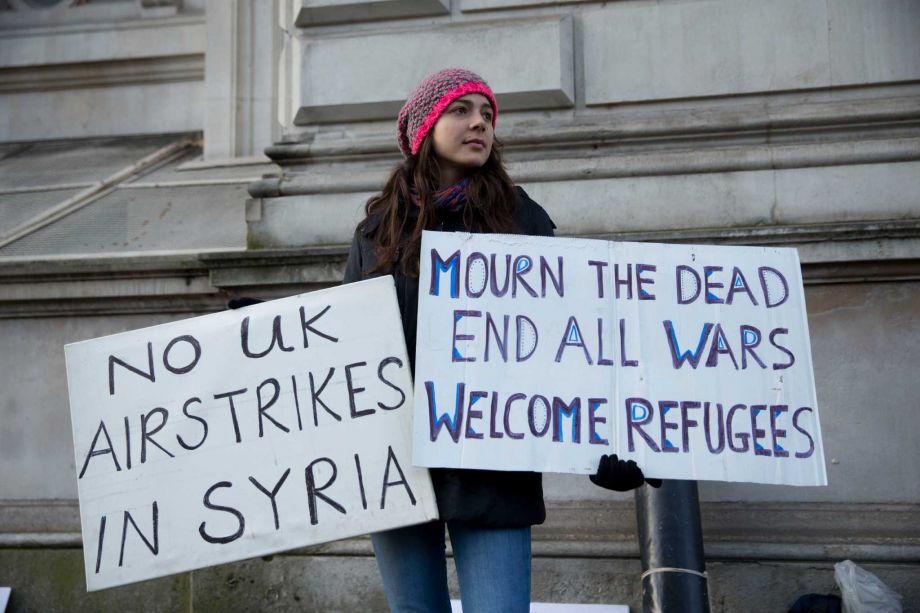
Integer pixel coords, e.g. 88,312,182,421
227,297,264,310
589,454,662,492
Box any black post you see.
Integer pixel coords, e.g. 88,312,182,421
635,480,710,613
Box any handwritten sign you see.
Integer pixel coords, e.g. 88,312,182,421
413,232,826,486
66,277,438,591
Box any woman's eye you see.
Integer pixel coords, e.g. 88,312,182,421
483,112,493,121
452,107,466,115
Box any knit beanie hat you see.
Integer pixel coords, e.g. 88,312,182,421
397,68,498,157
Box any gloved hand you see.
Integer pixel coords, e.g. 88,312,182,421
227,297,264,310
589,454,662,492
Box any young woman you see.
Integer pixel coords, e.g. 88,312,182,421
342,67,549,613
343,68,656,612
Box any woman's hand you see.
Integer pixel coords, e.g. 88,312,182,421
589,454,662,492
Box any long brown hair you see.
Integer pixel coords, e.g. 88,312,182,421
364,135,519,276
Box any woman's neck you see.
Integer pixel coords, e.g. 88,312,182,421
438,166,466,190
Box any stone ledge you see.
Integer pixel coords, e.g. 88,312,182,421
0,251,210,279
253,134,920,197
460,0,593,12
523,162,920,239
0,54,203,95
0,252,218,319
0,248,343,318
3,499,917,563
203,244,349,290
295,0,450,27
263,87,920,166
2,548,917,613
0,296,231,319
1,225,918,317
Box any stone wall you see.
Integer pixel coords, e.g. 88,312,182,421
0,0,206,142
1,0,919,609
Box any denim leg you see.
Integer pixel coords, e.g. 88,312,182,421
447,522,532,613
371,521,452,613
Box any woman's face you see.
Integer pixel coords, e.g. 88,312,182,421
431,93,494,185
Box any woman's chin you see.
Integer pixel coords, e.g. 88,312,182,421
460,156,489,171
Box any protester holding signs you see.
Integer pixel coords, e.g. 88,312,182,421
344,67,545,613
343,68,657,613
64,65,822,601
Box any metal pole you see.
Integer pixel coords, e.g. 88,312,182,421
635,480,710,613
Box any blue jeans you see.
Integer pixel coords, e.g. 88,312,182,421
371,520,532,613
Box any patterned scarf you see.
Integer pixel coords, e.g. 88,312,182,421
410,178,470,213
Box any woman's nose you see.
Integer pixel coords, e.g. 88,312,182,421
469,112,487,129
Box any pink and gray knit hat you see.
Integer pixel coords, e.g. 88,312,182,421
397,68,498,157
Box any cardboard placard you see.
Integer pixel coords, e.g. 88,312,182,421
66,277,437,591
414,231,826,486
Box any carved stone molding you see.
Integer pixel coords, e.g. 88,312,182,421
0,54,203,94
2,223,919,318
261,87,920,163
252,134,920,198
2,498,918,563
0,0,184,28
295,0,450,27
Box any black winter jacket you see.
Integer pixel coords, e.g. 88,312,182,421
343,187,555,528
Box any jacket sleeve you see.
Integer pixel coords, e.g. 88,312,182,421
343,228,363,284
539,212,556,238
514,186,556,238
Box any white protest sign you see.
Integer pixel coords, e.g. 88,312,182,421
413,231,826,486
66,276,438,591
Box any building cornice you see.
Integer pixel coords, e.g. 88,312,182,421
0,54,203,95
2,498,917,563
269,90,920,160
251,88,920,204
1,219,918,318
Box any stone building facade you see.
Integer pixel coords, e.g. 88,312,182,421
1,0,918,610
